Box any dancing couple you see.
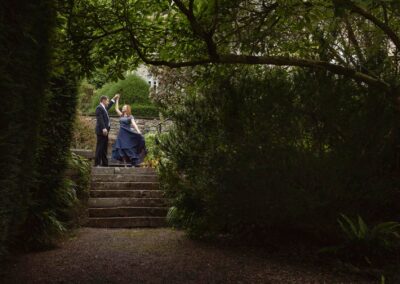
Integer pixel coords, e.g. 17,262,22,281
94,94,146,167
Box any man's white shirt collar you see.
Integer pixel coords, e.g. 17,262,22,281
100,100,115,127
100,99,114,110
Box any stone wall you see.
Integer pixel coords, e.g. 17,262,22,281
83,115,172,135
81,115,173,155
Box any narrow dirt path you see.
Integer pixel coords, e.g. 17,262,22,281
2,228,373,283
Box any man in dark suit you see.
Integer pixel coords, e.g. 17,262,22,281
95,94,119,166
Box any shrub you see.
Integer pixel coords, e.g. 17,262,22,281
71,115,96,150
87,67,110,89
320,214,400,265
77,79,96,113
143,132,165,168
66,152,91,226
67,152,91,204
24,208,68,250
133,104,159,118
142,133,157,168
23,66,79,250
0,0,54,258
24,152,91,250
0,0,84,257
158,66,400,241
89,74,158,117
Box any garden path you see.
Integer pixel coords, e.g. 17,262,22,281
1,228,373,283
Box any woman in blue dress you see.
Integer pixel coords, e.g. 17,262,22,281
111,95,146,167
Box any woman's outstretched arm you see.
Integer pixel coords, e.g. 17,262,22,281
115,94,122,116
131,117,141,134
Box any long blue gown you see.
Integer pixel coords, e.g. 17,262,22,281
111,115,146,166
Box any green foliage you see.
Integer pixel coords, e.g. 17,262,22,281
0,0,54,258
26,43,80,247
165,205,209,238
68,0,400,94
320,214,400,264
95,74,149,105
142,133,158,168
86,67,111,89
158,65,400,241
23,152,91,249
0,0,83,256
23,176,77,250
89,74,158,117
77,79,96,113
166,206,180,227
68,152,91,203
71,115,96,150
24,209,67,250
338,215,400,248
23,74,79,248
132,104,160,118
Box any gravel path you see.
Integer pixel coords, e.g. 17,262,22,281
1,228,373,283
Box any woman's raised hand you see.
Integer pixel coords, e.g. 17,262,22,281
114,94,123,116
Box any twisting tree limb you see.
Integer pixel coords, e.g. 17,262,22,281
334,0,400,51
125,26,391,90
172,0,219,60
344,17,365,65
122,6,211,68
218,54,390,89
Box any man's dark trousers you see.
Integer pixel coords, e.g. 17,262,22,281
94,100,114,166
95,133,109,166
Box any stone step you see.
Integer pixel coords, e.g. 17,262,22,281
91,182,159,191
90,190,164,198
86,217,167,228
88,197,168,208
71,149,95,160
89,207,168,217
91,174,158,182
91,167,156,175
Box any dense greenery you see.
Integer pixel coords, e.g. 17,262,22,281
143,133,162,168
77,79,96,114
68,1,400,93
66,153,91,224
0,1,82,256
158,66,400,264
320,214,400,262
0,0,54,257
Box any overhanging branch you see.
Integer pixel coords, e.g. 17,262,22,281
172,0,219,60
335,0,400,51
127,34,390,90
218,54,390,89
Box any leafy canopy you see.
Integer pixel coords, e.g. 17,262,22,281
67,0,400,92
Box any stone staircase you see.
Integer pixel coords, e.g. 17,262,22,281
86,167,169,228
